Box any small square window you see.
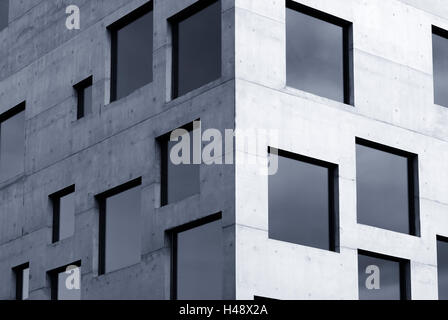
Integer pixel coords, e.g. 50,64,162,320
50,185,75,243
109,2,153,102
49,262,81,300
432,26,448,107
358,250,410,300
171,213,223,300
159,122,200,206
0,103,25,181
96,178,142,275
0,0,8,31
437,236,448,299
268,148,339,252
74,76,93,119
13,263,30,300
356,138,420,236
286,1,353,104
170,0,221,98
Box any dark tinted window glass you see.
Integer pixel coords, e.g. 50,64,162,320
358,252,406,300
0,0,8,31
57,266,81,300
437,238,448,299
59,192,75,241
14,264,29,300
286,5,345,102
433,29,448,107
356,143,412,234
173,1,221,98
76,77,92,119
112,7,153,101
105,185,141,273
176,219,222,299
0,109,25,181
163,129,200,205
268,151,336,251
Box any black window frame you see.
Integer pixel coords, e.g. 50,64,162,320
268,147,340,252
49,185,76,243
95,177,142,275
355,138,420,237
48,260,81,300
74,76,93,119
358,249,411,300
285,0,354,105
169,0,222,99
432,25,448,107
169,212,222,300
12,262,29,300
108,1,154,103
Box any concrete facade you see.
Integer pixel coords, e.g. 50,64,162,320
0,0,447,300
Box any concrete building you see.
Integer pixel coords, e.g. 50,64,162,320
1,0,448,300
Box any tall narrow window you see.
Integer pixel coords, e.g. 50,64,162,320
286,1,353,104
109,2,153,102
97,178,142,275
49,262,81,300
170,0,221,98
356,138,420,236
358,251,410,300
268,148,339,252
13,263,30,300
50,185,75,243
0,0,8,31
437,236,448,299
432,26,448,107
160,122,200,206
74,76,93,119
171,213,223,300
0,103,25,181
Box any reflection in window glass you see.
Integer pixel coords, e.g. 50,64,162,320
358,252,408,300
112,5,153,101
286,5,346,102
59,192,75,241
356,142,415,234
75,77,93,119
173,0,221,98
432,29,448,107
268,150,337,251
57,266,81,300
0,0,8,31
14,264,29,300
0,108,25,181
437,237,448,300
176,218,222,300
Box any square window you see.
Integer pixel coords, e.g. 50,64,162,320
97,178,142,275
432,26,448,107
13,263,30,300
170,0,221,98
49,262,81,300
0,103,25,181
0,0,8,31
160,122,200,206
358,251,410,300
268,148,339,251
109,2,153,102
286,1,353,104
356,138,420,236
171,213,223,300
50,185,75,243
437,236,448,299
74,76,93,119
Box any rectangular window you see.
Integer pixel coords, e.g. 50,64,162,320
0,0,8,31
160,122,200,206
171,213,223,300
74,76,93,119
50,185,75,243
13,263,30,300
286,1,353,104
0,103,25,181
49,261,81,300
356,138,420,236
170,0,221,98
432,26,448,107
437,236,448,300
109,2,153,102
358,250,410,300
268,148,339,251
97,178,142,275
